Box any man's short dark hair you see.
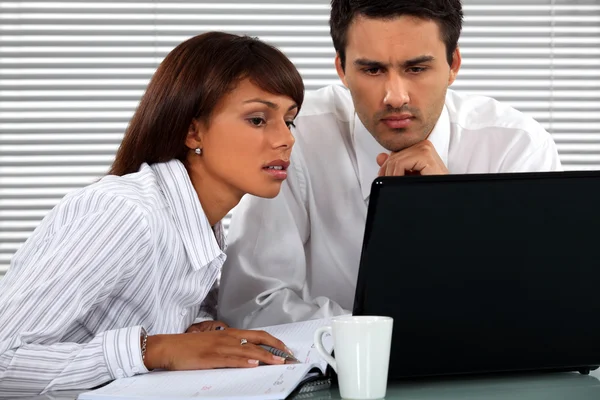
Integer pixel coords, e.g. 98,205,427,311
330,0,464,69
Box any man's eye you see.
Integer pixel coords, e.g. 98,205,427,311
364,68,381,75
408,67,426,73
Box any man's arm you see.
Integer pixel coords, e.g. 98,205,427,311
218,148,347,329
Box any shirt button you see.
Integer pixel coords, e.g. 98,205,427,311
181,309,188,316
116,368,125,378
132,367,140,374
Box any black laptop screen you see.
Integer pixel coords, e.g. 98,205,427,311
354,172,600,378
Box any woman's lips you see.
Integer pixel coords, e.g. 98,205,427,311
262,164,288,180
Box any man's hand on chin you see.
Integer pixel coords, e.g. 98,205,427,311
377,140,449,177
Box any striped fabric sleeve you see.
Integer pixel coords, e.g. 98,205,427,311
0,191,151,396
103,325,149,379
195,280,219,322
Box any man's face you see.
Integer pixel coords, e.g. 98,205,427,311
336,15,461,152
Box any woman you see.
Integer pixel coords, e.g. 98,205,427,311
0,32,304,396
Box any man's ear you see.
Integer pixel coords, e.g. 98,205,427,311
185,119,204,151
448,47,462,86
335,54,349,88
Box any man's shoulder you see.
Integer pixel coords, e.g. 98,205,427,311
445,90,561,172
446,89,546,135
297,84,354,121
291,85,355,153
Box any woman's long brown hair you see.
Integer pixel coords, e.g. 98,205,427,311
109,32,304,176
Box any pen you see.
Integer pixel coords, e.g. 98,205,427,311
260,345,301,364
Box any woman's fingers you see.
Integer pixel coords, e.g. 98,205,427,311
219,340,286,365
230,329,289,353
157,331,292,371
218,355,262,368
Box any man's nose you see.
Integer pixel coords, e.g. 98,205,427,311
383,75,410,109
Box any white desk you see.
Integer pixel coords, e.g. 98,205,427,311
21,369,600,400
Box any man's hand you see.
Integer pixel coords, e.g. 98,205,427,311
144,328,289,371
377,140,449,177
186,320,228,333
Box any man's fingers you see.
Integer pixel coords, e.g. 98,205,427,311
382,154,429,177
392,164,406,176
377,139,449,177
376,153,389,167
377,153,390,176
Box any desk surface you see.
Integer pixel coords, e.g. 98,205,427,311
26,369,600,400
297,369,600,400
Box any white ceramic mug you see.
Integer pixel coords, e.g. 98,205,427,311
314,316,393,400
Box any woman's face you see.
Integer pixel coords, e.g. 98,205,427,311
189,78,298,199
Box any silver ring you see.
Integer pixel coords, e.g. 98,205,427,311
240,338,248,345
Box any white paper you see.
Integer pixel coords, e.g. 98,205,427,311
79,365,312,400
78,318,334,400
260,318,333,371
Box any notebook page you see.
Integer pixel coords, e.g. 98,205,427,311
259,318,333,372
78,364,313,400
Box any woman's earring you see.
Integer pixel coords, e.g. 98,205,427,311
195,148,202,155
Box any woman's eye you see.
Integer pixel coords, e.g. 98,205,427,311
249,117,266,126
286,121,296,129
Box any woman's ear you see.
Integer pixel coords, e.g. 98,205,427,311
185,119,204,152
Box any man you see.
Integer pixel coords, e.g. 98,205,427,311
218,0,561,328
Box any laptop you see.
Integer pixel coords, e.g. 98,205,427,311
353,171,600,380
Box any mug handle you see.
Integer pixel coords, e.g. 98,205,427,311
313,326,337,373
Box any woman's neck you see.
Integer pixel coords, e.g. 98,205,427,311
185,162,243,227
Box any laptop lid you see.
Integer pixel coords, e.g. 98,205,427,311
353,171,600,379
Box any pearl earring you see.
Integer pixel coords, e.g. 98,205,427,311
195,148,202,155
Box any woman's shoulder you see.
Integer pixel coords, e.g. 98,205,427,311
75,164,162,210
50,164,164,231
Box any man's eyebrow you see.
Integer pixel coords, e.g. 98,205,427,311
353,56,435,69
402,55,435,68
354,58,387,69
243,99,299,111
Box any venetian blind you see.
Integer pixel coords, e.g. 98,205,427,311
1,0,599,276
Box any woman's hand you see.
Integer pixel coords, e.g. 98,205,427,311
186,320,228,332
144,328,289,371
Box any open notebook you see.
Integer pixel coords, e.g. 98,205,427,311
78,318,333,400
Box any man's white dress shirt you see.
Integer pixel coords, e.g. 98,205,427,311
0,159,225,396
218,85,562,329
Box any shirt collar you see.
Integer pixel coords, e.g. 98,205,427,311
352,106,450,201
150,159,226,271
